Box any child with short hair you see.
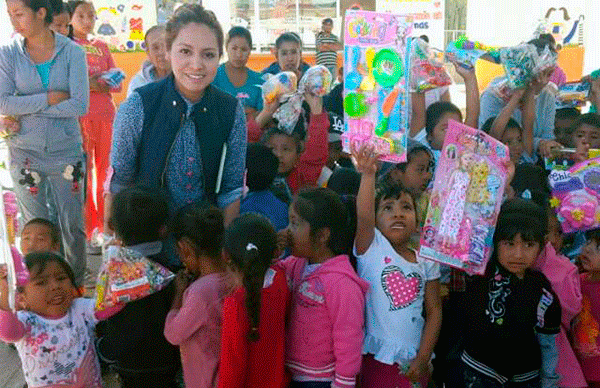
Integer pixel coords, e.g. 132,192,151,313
49,1,70,36
353,144,442,387
0,252,117,387
554,107,581,147
241,143,288,231
164,203,230,388
277,187,368,387
572,113,600,162
96,186,180,388
379,139,433,196
577,229,600,387
482,116,531,165
461,198,562,387
20,218,61,255
219,213,290,388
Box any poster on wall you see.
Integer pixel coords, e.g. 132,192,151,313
376,0,445,50
537,0,584,46
92,0,157,52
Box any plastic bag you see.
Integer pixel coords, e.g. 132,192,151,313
273,65,332,134
556,81,590,109
95,246,175,312
410,38,451,92
445,36,500,69
100,68,126,88
499,43,557,90
261,71,298,104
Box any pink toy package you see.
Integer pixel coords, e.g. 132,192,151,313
419,120,510,275
549,157,600,234
342,10,413,163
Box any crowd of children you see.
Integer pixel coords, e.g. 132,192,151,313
3,1,600,388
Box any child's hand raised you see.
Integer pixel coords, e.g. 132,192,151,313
351,143,380,176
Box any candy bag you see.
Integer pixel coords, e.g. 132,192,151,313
261,71,298,104
411,38,451,92
100,68,126,88
273,65,332,134
500,43,538,89
95,246,175,312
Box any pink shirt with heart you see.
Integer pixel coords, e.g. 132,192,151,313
355,228,440,367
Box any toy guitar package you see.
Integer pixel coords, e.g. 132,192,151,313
419,120,510,275
342,10,413,163
549,157,600,234
95,246,174,312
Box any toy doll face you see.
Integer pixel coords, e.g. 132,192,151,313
376,192,417,245
496,233,541,279
428,112,461,150
70,2,96,36
501,126,524,164
22,261,76,318
20,223,60,255
267,133,300,175
581,239,600,273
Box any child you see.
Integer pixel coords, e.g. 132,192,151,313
241,143,289,231
96,186,180,387
0,252,115,387
577,229,600,387
262,93,329,198
69,0,121,238
353,144,442,388
534,207,586,388
482,116,530,165
379,139,433,196
127,25,171,96
20,218,61,255
261,32,310,79
461,198,561,387
572,113,600,162
554,108,581,147
219,213,290,388
49,1,70,36
276,187,368,387
164,203,230,388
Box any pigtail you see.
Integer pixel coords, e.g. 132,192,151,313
242,243,265,342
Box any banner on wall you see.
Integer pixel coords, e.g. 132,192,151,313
376,0,445,50
92,0,157,52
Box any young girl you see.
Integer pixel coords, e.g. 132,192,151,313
0,252,116,387
262,32,310,79
461,198,561,387
379,139,433,196
276,187,368,388
576,229,600,387
218,213,290,388
164,204,230,388
353,144,442,388
49,1,69,36
69,0,121,238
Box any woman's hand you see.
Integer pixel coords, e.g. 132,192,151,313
304,92,323,115
0,116,20,136
351,143,379,177
89,73,110,93
0,265,10,311
47,91,70,106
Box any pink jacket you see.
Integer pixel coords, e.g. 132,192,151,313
276,255,369,388
534,243,586,388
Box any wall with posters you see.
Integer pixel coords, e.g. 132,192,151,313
376,0,445,50
92,0,157,51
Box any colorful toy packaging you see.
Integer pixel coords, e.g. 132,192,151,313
342,10,413,163
100,68,126,88
445,35,500,69
549,157,600,234
95,246,175,312
261,71,298,104
499,42,557,90
544,148,600,171
556,81,590,109
419,120,510,275
410,38,451,92
272,65,332,134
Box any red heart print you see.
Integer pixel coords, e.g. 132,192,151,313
384,256,392,264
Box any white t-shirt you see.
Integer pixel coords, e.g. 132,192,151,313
355,229,440,366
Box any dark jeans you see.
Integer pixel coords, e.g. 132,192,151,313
463,365,541,388
290,381,332,388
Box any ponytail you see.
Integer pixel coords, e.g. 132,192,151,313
242,243,266,341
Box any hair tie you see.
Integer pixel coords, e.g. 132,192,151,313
246,243,258,252
521,189,532,199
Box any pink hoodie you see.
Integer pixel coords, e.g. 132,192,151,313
534,242,586,388
276,255,369,388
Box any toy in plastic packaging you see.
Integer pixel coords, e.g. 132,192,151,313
99,68,126,88
419,120,510,275
272,65,332,134
95,246,175,312
261,71,298,104
342,10,413,163
445,35,501,69
499,43,557,90
544,148,600,171
573,294,600,358
556,81,590,109
410,38,451,92
549,157,600,234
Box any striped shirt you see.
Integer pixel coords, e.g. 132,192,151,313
315,32,340,69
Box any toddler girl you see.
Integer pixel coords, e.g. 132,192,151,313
0,252,116,387
164,204,230,388
353,144,442,387
277,187,368,388
219,213,290,388
461,198,561,387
